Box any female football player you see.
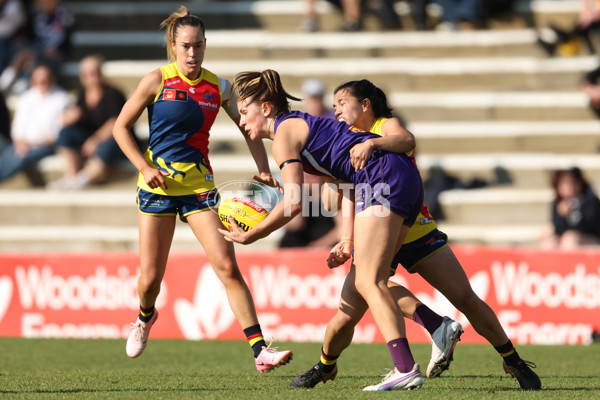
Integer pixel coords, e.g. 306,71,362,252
221,69,427,391
290,79,541,391
112,7,292,372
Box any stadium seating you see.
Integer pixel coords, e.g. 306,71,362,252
1,0,598,250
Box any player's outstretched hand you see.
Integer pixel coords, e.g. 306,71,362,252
327,241,353,269
218,216,256,244
253,172,283,193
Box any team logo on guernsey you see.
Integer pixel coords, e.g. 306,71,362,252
164,89,188,102
198,92,218,110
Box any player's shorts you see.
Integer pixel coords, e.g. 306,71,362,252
390,229,448,275
354,152,423,227
137,188,219,222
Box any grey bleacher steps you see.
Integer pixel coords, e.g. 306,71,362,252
1,0,597,250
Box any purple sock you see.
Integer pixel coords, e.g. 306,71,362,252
387,338,415,373
413,304,444,335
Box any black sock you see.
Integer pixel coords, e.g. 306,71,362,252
495,340,520,366
243,325,266,358
138,305,154,323
316,348,339,373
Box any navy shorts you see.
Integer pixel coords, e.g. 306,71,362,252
137,188,219,222
354,152,423,227
390,229,448,274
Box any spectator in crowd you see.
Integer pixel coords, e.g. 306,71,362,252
540,167,600,249
537,0,600,56
301,78,336,119
433,0,514,31
339,0,363,31
301,0,323,32
0,0,28,74
279,172,342,248
0,0,75,93
410,0,431,30
302,0,401,32
48,55,129,190
0,64,70,185
0,91,10,148
582,64,600,117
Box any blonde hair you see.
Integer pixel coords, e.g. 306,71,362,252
233,70,300,118
160,6,205,61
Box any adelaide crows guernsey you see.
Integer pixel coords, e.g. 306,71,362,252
370,117,436,243
138,63,229,196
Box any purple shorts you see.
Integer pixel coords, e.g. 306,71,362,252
353,152,423,226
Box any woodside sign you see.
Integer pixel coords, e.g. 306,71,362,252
0,246,597,345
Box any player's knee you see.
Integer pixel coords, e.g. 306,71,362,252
452,288,483,312
212,259,242,283
354,279,378,300
333,309,355,328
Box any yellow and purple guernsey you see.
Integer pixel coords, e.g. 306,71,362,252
370,117,437,244
138,63,228,196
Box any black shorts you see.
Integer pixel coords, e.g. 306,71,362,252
390,229,448,275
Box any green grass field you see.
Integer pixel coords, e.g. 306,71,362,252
0,338,598,399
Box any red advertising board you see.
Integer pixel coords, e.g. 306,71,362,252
0,246,598,345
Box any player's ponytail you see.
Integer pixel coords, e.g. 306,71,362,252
234,69,300,117
160,6,206,61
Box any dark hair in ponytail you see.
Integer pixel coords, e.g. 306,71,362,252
334,79,393,118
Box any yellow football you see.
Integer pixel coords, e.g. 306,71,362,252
218,197,268,232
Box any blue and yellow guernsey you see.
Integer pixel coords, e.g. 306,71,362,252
370,117,437,244
138,63,227,196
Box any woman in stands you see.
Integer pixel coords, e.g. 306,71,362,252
112,6,292,371
222,69,430,391
542,167,600,248
290,79,541,391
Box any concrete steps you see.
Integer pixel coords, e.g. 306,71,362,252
437,187,553,225
61,0,580,33
70,29,550,61
437,222,545,246
417,153,600,189
57,55,599,99
0,190,282,251
411,120,600,154
3,0,598,250
390,91,596,121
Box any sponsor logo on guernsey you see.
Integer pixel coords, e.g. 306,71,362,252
198,92,218,110
189,87,195,94
163,89,188,102
419,217,433,225
205,174,214,181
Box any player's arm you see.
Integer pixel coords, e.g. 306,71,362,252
219,118,308,244
327,186,354,268
221,78,280,190
350,118,415,170
113,68,169,189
